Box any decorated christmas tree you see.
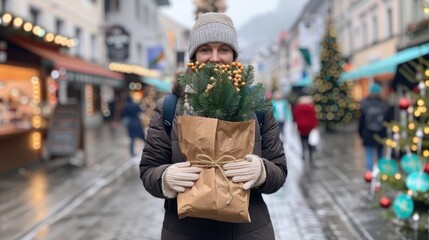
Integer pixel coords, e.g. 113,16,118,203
374,68,429,234
311,19,359,130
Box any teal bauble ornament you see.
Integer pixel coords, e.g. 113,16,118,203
400,154,421,174
405,172,429,192
378,157,398,176
392,194,414,219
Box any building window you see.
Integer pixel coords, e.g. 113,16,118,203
135,0,140,19
55,18,64,35
30,7,40,25
75,27,83,57
144,5,149,25
105,0,120,13
413,0,425,22
348,25,353,53
90,34,97,61
372,16,378,44
137,43,142,64
0,0,9,12
361,22,367,47
387,8,393,38
354,26,359,51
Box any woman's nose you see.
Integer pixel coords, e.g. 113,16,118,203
209,50,221,63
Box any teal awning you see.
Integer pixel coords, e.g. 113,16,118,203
339,43,429,82
142,77,172,92
292,76,312,87
299,48,312,66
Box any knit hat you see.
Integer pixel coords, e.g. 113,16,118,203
369,83,381,95
188,12,239,60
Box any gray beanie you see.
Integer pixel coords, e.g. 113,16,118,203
188,12,239,60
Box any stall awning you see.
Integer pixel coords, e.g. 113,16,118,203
142,77,172,93
339,43,429,82
392,53,429,90
292,76,312,87
11,37,123,86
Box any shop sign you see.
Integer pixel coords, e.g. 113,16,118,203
105,25,130,61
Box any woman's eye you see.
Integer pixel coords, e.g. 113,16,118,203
199,47,210,53
220,47,231,53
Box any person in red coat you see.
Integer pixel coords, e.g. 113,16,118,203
292,95,318,165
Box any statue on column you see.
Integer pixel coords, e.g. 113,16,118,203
193,0,227,19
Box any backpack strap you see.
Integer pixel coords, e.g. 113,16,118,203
162,94,265,136
162,94,178,136
255,111,265,128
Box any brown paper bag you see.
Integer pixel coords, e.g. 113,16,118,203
177,115,255,223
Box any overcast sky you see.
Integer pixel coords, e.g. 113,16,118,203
160,0,281,29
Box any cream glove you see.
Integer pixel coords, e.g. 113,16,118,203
161,162,201,198
223,154,267,190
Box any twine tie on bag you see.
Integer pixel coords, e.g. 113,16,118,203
190,154,244,205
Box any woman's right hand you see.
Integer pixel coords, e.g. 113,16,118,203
161,162,201,198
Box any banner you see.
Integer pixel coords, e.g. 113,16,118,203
147,46,165,70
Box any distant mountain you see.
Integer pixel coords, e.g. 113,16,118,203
237,0,308,61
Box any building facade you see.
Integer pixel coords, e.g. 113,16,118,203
104,0,172,98
277,0,331,95
0,0,123,172
158,13,190,73
334,0,429,100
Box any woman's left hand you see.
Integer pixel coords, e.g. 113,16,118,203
223,154,267,190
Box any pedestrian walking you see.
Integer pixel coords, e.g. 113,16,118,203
272,91,292,141
139,12,287,240
358,83,391,171
121,95,145,157
107,95,118,130
292,95,318,165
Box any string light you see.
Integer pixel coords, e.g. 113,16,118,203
23,22,33,32
394,173,402,180
1,13,12,26
45,33,55,42
109,62,160,78
12,17,23,28
0,12,75,48
31,132,42,150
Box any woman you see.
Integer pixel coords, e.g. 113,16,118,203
292,95,318,165
139,12,287,240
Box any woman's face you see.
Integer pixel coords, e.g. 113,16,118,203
195,43,234,65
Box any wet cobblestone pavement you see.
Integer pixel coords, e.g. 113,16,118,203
1,123,427,239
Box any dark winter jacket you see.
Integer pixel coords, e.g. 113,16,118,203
139,97,287,240
358,95,392,146
121,98,145,139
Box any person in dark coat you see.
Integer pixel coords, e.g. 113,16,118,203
121,95,145,156
292,95,318,165
358,83,391,171
139,12,287,240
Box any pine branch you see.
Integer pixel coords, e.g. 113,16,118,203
178,62,270,121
